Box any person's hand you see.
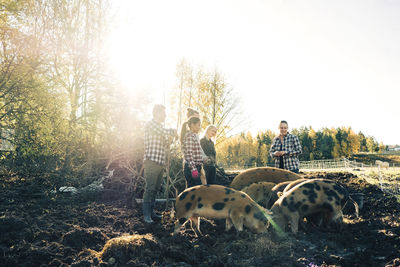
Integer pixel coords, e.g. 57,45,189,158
167,136,174,144
204,156,212,164
191,169,199,178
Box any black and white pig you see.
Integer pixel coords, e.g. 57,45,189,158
270,179,358,233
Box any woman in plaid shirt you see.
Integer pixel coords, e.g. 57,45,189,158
269,120,302,173
180,116,204,188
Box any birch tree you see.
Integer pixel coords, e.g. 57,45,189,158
171,61,243,145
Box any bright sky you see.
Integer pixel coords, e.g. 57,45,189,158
107,0,400,145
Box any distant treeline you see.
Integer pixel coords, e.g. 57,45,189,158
217,126,385,167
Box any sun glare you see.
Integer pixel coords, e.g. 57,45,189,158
103,0,400,144
107,26,148,88
105,0,190,103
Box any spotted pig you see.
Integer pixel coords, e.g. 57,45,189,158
230,167,301,190
241,182,277,209
271,181,292,195
174,185,271,236
279,178,328,230
270,179,359,234
272,178,308,196
281,178,309,194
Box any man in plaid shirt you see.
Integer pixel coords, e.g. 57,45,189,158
143,104,177,224
269,120,302,173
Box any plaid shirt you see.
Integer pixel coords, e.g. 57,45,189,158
144,120,176,166
182,131,204,171
269,132,302,171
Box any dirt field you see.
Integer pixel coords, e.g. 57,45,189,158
1,171,400,267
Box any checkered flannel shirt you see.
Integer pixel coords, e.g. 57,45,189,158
269,132,302,171
144,120,176,166
182,131,204,171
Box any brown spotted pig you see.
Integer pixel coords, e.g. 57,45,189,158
281,178,309,194
272,179,309,197
272,179,324,230
230,167,301,190
271,181,292,195
280,178,326,229
271,179,313,228
241,182,277,209
174,185,272,236
270,179,359,234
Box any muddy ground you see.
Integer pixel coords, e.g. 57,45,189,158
1,171,400,267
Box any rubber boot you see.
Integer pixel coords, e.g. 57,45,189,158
151,202,162,221
142,202,154,224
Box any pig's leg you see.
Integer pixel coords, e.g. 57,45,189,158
230,210,244,231
189,216,202,237
173,217,188,235
226,218,233,231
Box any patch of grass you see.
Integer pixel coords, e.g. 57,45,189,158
95,234,160,265
249,234,292,257
357,169,400,185
351,153,400,165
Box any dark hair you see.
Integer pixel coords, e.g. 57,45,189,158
180,116,201,143
186,108,199,119
280,120,288,125
153,104,165,117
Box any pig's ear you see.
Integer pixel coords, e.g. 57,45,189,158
277,192,283,197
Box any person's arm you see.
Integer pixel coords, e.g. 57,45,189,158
199,138,209,163
183,133,196,171
201,138,216,163
200,138,212,156
166,128,177,138
269,138,279,158
210,141,216,161
200,138,207,153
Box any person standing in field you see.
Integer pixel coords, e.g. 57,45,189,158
143,104,177,224
181,116,204,188
269,120,302,173
200,125,218,184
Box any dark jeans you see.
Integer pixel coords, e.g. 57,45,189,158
143,160,164,203
204,164,216,184
183,163,202,188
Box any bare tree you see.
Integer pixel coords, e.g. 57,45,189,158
171,62,244,145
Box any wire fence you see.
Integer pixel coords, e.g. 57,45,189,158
221,158,399,172
220,158,400,197
302,158,400,197
373,168,400,197
300,158,349,170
